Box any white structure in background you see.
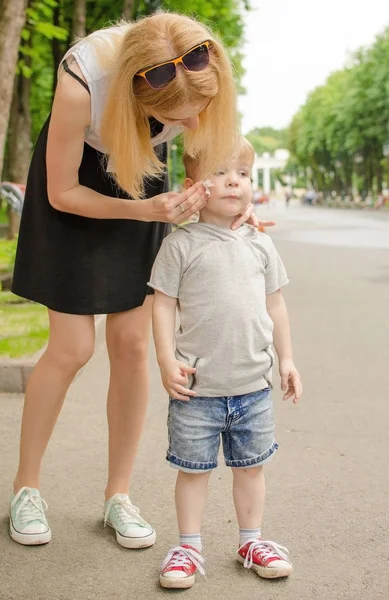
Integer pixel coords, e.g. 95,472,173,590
252,149,290,195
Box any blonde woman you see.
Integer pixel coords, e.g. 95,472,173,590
10,12,271,549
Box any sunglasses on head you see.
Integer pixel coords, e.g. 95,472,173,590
136,40,211,90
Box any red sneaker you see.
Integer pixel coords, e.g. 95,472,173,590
237,538,293,579
159,544,205,589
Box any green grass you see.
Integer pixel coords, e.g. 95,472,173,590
0,292,49,358
0,204,7,224
0,238,17,273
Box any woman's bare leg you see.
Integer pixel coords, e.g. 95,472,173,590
104,296,153,500
13,310,95,492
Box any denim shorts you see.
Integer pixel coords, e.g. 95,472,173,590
167,388,278,472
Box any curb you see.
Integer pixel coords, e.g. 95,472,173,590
0,314,106,394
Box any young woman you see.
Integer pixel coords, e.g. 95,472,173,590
9,11,268,549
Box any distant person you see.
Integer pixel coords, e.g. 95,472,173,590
305,189,317,205
149,137,302,589
374,193,388,210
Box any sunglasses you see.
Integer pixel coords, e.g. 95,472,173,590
136,41,211,90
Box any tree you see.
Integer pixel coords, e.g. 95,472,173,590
246,127,287,156
73,0,87,38
3,0,68,238
288,26,389,198
122,0,135,19
0,0,28,180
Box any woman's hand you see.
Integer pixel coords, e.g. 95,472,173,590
231,202,276,230
147,181,208,224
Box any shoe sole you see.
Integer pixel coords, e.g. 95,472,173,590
106,521,156,549
159,574,195,589
237,555,293,579
10,521,51,546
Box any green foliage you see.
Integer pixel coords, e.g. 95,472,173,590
288,27,389,195
246,127,287,155
18,1,68,79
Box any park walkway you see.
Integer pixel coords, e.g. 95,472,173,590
1,204,388,600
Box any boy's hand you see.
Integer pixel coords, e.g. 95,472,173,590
279,359,302,404
160,360,197,401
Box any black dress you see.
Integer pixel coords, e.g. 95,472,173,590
12,110,170,315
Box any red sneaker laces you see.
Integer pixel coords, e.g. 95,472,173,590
161,546,205,577
239,539,290,569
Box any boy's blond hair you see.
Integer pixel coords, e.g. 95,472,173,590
183,136,255,181
77,12,238,200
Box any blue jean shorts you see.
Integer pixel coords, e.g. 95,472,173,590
167,388,278,472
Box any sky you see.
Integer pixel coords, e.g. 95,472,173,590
239,0,389,133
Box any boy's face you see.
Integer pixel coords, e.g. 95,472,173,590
187,155,253,217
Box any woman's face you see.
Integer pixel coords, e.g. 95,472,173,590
152,99,210,130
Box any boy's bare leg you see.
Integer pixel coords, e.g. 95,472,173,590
232,466,265,528
232,466,293,579
175,470,211,533
159,471,211,589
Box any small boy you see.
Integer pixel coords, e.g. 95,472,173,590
148,137,302,589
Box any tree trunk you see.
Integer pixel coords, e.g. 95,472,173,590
8,68,32,184
123,0,134,19
0,0,27,180
52,2,63,97
72,0,87,40
6,52,32,239
343,159,353,197
376,159,383,195
334,173,342,195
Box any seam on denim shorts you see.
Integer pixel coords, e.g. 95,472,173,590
166,451,217,471
168,462,214,474
225,441,279,468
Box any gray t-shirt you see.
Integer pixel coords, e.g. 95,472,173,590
148,223,289,397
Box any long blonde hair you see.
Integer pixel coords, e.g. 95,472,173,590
88,12,237,200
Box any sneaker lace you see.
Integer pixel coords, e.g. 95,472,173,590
161,546,206,577
15,490,48,526
103,496,149,529
239,539,290,569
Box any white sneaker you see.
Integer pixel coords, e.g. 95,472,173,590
10,487,51,545
104,494,156,549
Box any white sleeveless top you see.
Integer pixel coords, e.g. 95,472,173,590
61,27,184,170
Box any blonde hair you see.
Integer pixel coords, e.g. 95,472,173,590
184,136,255,180
83,12,237,200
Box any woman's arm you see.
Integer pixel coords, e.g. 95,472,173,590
46,67,207,222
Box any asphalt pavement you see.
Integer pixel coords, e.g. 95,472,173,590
1,202,388,600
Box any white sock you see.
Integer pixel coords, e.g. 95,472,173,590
179,533,202,552
239,528,261,546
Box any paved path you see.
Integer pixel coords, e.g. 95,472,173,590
1,205,389,600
